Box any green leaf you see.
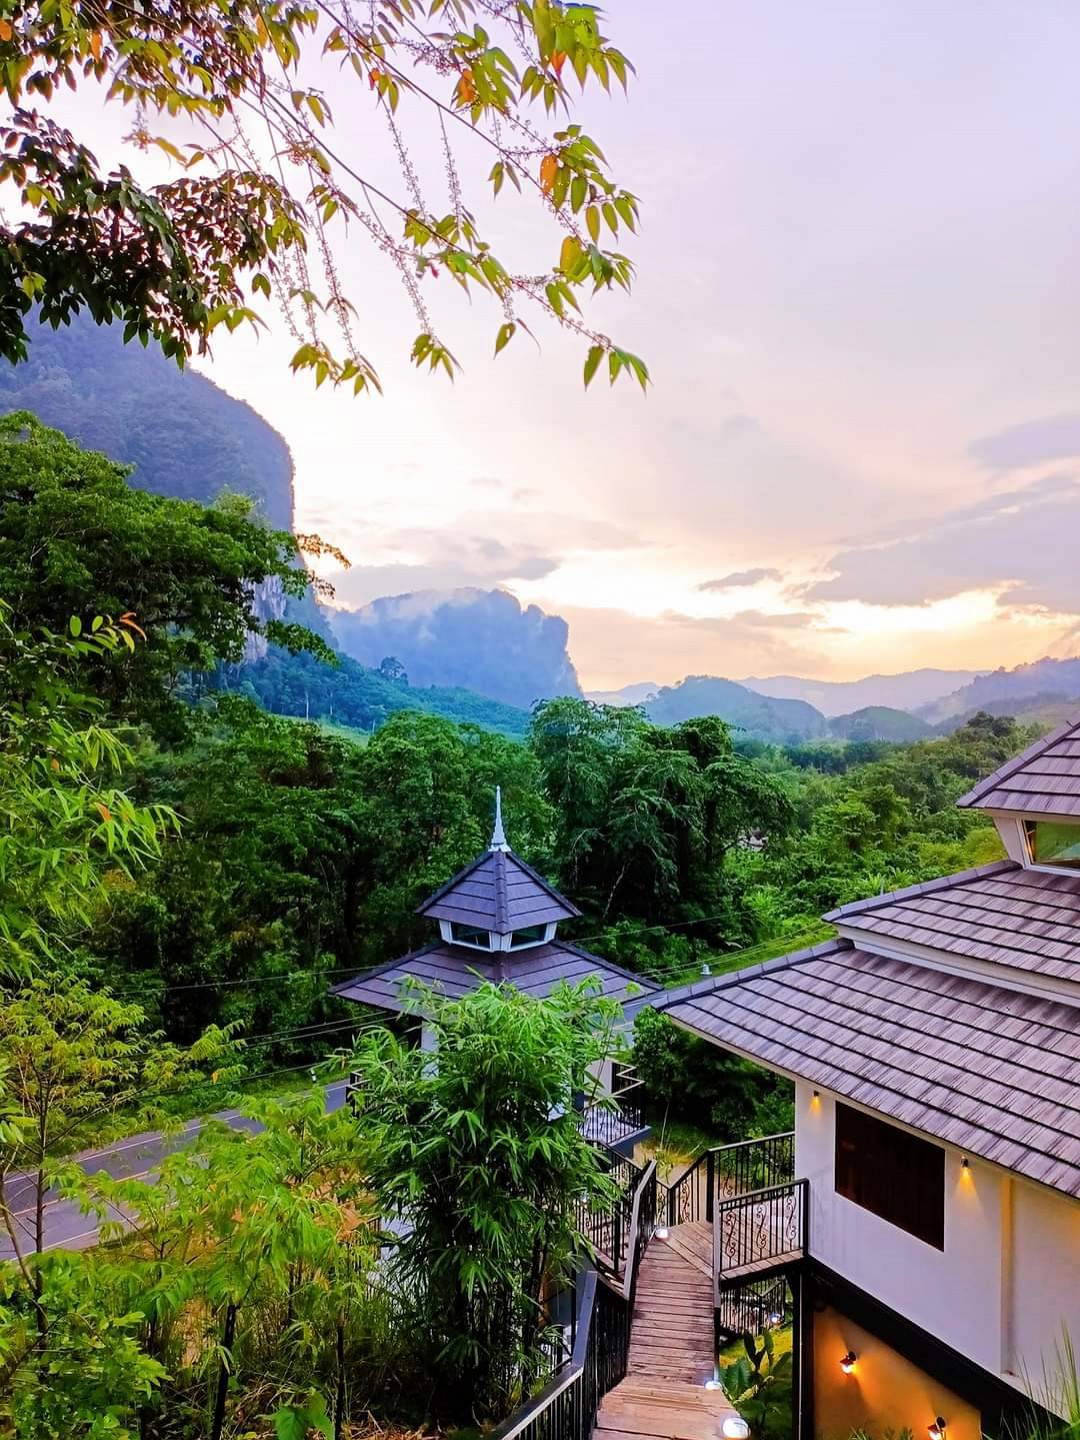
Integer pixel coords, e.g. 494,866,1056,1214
494,321,516,356
586,204,600,243
583,344,603,387
68,616,81,637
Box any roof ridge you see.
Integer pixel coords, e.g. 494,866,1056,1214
329,941,442,995
493,849,509,932
651,938,851,1013
553,939,662,991
823,859,1018,923
504,851,583,918
957,712,1080,809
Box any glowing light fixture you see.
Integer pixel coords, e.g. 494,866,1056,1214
704,1377,724,1391
654,1225,670,1241
721,1421,750,1440
928,1417,947,1440
840,1350,857,1374
960,1157,970,1169
767,1310,783,1328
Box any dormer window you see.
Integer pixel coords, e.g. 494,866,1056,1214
448,922,493,950
509,924,550,950
1024,820,1080,871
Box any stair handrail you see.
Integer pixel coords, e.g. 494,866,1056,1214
491,1159,658,1440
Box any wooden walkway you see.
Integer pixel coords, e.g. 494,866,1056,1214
595,1222,741,1440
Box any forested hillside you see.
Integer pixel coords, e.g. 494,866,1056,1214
0,315,296,528
646,674,829,740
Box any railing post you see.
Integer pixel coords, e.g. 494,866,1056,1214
705,1150,715,1223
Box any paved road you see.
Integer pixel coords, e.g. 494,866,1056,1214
1,1081,350,1256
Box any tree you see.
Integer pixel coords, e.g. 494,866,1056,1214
0,414,338,731
0,2,647,392
0,599,176,970
346,979,623,1420
377,656,408,685
530,698,793,928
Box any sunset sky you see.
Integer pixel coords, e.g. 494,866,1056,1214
64,1,1080,690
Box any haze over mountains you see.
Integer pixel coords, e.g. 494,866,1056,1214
5,316,1080,745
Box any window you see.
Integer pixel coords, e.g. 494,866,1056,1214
835,1103,944,1249
449,922,492,950
1024,820,1080,871
509,924,547,949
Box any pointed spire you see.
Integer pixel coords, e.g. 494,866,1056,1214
490,785,509,851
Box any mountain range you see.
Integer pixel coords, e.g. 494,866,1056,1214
7,317,1080,745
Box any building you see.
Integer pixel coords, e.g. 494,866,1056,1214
655,720,1080,1437
333,789,658,1140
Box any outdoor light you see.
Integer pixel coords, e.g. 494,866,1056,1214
961,1157,970,1170
701,961,711,976
704,1377,724,1391
654,1224,670,1241
721,1420,750,1440
840,1351,857,1374
812,1089,820,1099
928,1418,947,1440
767,1310,783,1328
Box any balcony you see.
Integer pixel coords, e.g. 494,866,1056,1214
661,1132,808,1302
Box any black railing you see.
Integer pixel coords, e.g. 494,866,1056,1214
578,1093,646,1152
663,1130,795,1227
714,1178,808,1293
574,1151,642,1272
492,1162,658,1440
715,1273,788,1340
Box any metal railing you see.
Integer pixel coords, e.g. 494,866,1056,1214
574,1151,642,1273
714,1178,808,1294
577,1093,647,1152
492,1162,658,1440
663,1130,795,1227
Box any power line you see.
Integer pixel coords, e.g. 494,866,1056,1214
107,910,755,1002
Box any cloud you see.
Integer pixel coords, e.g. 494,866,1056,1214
970,415,1080,472
698,567,782,592
805,474,1080,612
732,609,837,630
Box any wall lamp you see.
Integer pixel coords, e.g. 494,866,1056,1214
960,1157,970,1170
840,1350,857,1374
928,1418,947,1440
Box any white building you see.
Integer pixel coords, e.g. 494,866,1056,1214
657,719,1080,1438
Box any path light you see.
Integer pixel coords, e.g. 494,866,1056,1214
840,1351,857,1374
928,1418,947,1440
704,1375,724,1390
722,1421,750,1440
767,1310,783,1328
654,1223,669,1241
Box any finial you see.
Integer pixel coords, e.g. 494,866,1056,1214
490,785,509,851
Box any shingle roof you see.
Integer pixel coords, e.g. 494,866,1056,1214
417,849,580,934
660,944,1080,1198
824,860,1080,987
332,939,656,1013
957,714,1080,817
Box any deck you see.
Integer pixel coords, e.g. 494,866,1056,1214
594,1222,740,1440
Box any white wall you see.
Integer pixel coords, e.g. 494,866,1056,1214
795,1082,1005,1377
1008,1177,1080,1404
795,1082,1080,1414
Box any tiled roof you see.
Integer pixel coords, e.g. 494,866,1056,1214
417,849,580,934
825,860,1080,986
332,939,656,1013
660,944,1080,1198
957,714,1080,817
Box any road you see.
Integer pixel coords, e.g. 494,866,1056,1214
1,1081,350,1256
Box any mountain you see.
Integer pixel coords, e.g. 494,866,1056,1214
0,318,530,737
645,675,829,742
828,706,933,743
0,315,295,528
585,682,659,707
330,588,582,711
740,668,982,717
919,657,1080,726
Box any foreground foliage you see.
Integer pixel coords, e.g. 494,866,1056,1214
0,0,646,391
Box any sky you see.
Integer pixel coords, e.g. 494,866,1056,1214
60,1,1080,690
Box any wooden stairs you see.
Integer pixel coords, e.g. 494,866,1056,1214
594,1221,741,1440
